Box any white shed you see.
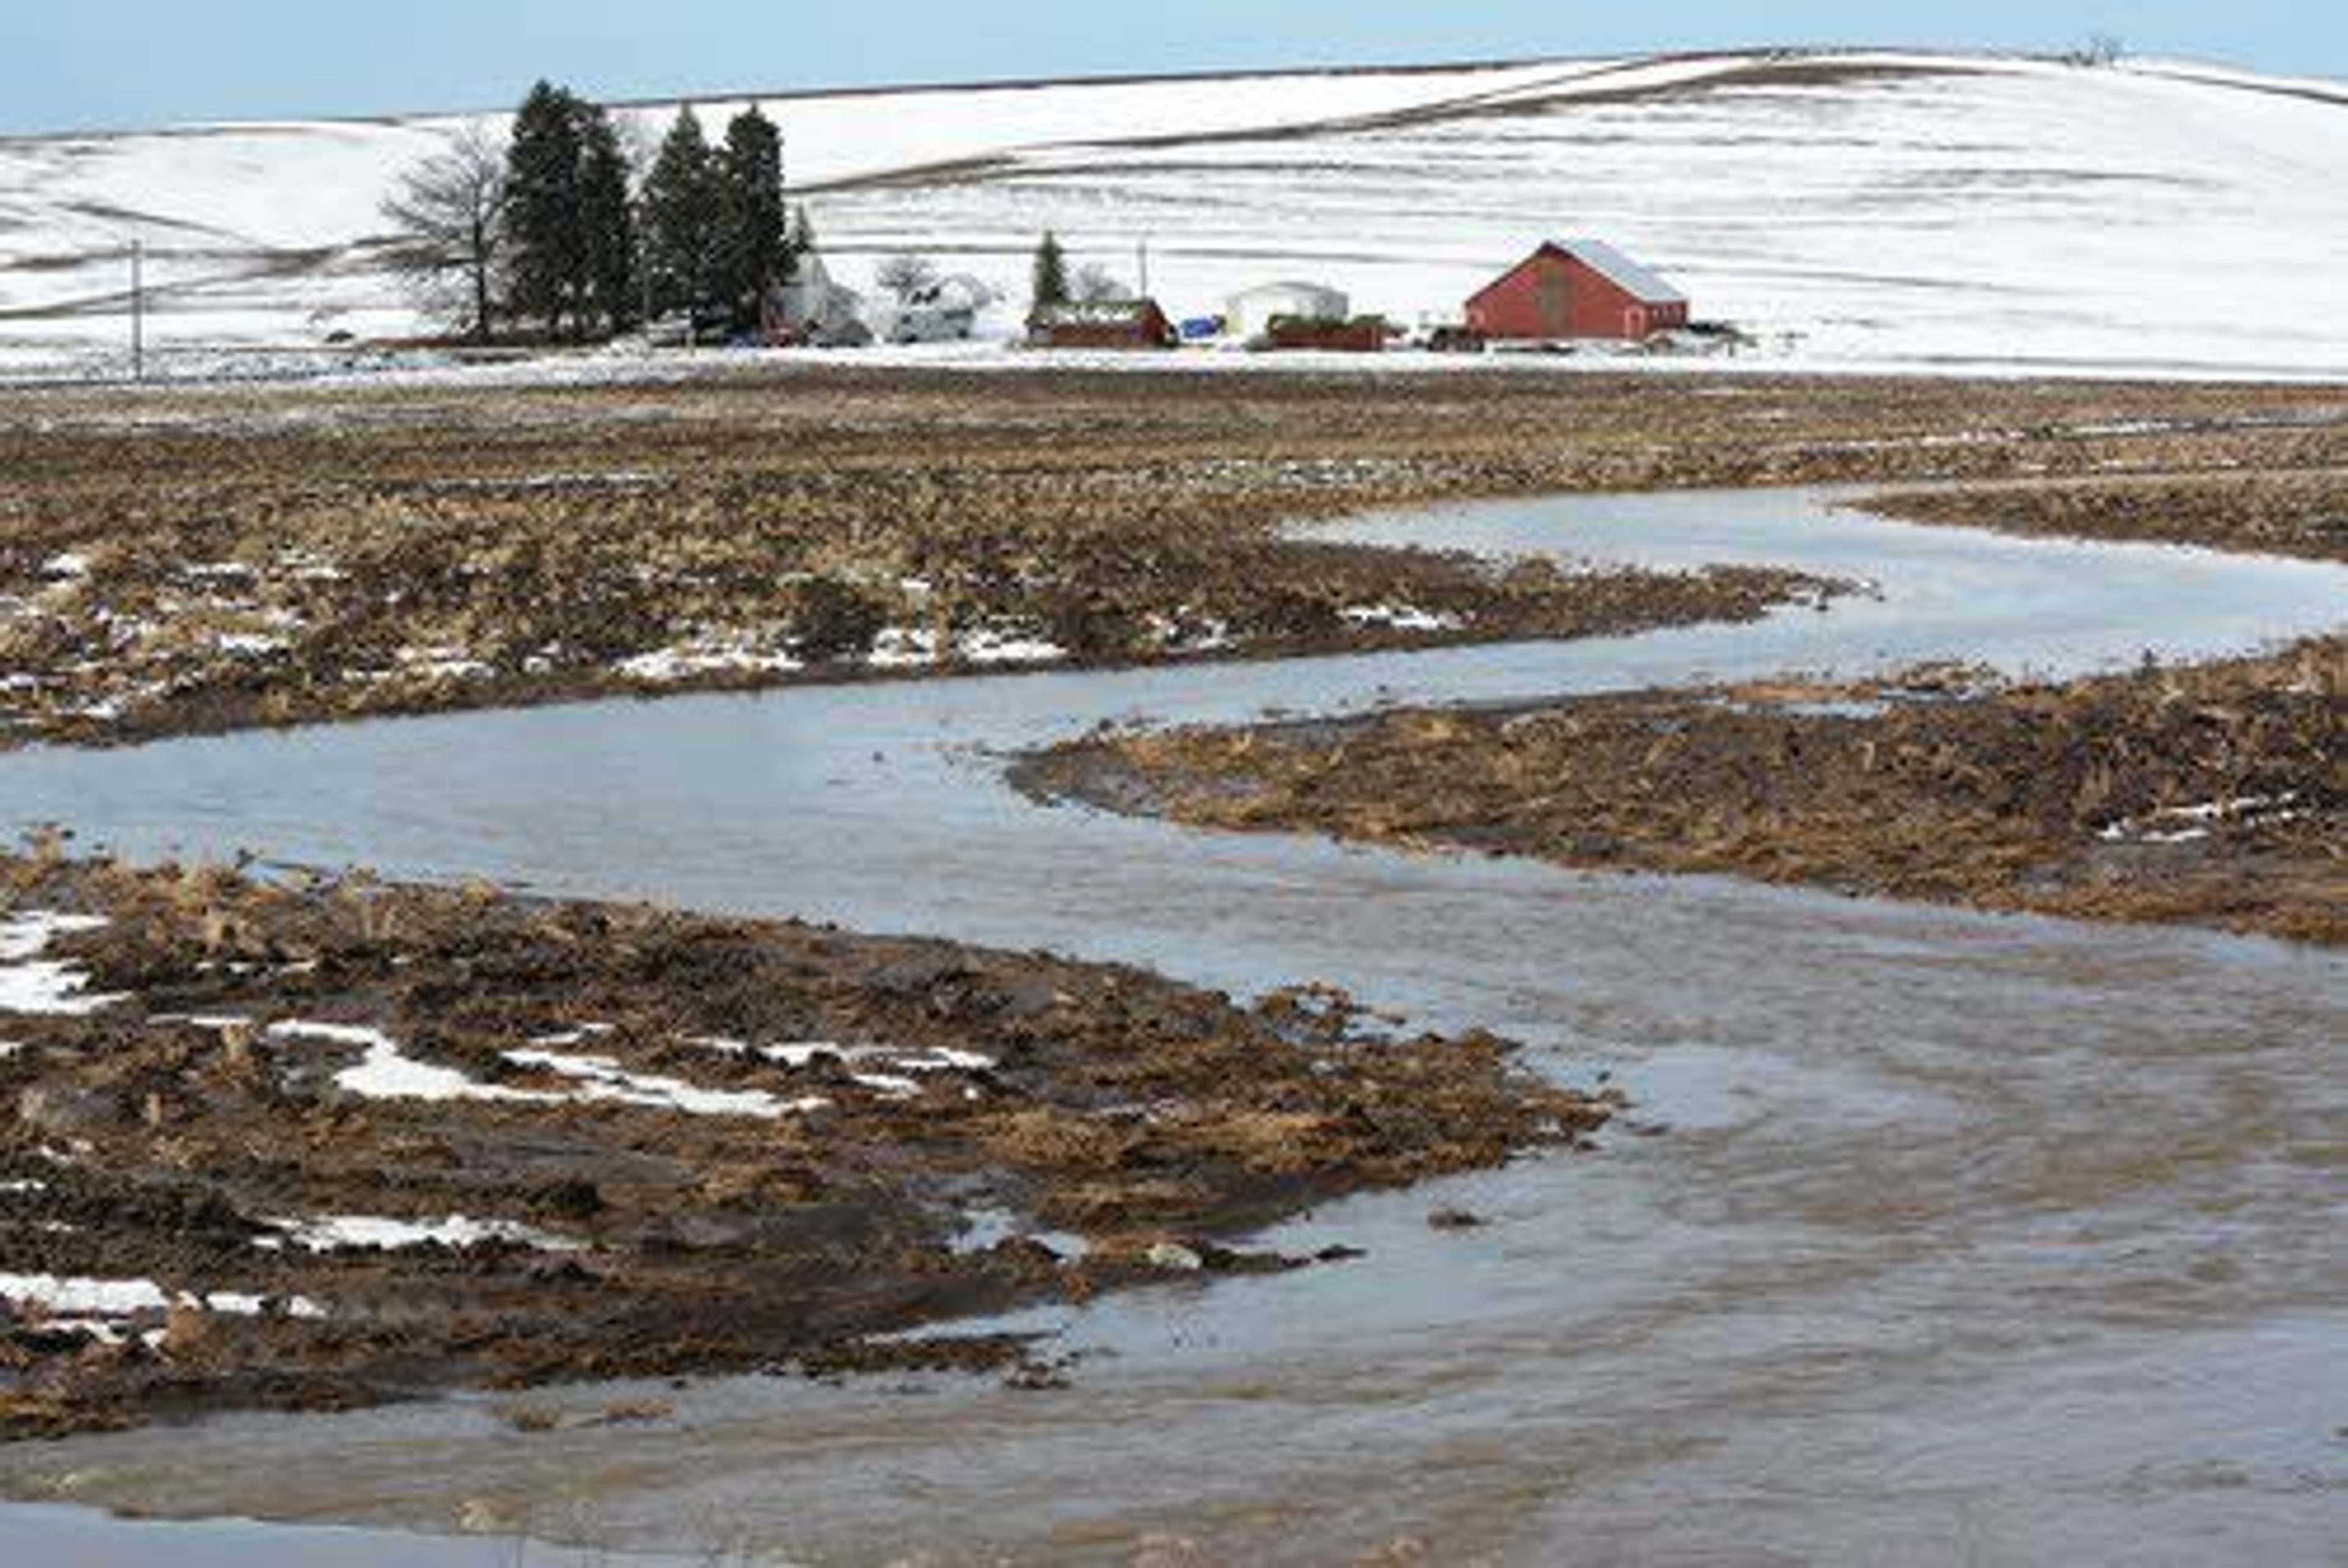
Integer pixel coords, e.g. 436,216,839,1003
1226,281,1350,340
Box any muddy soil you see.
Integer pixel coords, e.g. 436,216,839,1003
1867,469,2348,562
1020,639,2344,944
0,850,1609,1440
4,366,2342,748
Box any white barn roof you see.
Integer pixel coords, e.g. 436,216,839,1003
1549,240,1687,305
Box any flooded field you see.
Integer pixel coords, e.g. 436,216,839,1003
2,484,2342,1563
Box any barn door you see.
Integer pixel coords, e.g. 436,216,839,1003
1537,271,1571,336
1625,306,1648,338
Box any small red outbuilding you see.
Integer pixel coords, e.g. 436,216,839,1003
1027,299,1179,350
1465,240,1691,342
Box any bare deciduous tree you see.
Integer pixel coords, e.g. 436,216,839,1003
380,123,509,343
875,252,941,304
1072,263,1129,303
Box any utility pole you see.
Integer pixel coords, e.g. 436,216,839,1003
130,240,146,381
1137,237,1151,300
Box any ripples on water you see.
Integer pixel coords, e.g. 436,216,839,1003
2,491,2342,1565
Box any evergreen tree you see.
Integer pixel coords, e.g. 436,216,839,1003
640,107,720,323
714,106,789,334
503,81,588,337
1031,231,1069,312
577,104,638,333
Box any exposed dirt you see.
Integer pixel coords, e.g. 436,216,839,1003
4,366,2343,749
1019,639,2345,944
1866,469,2348,562
0,849,1612,1441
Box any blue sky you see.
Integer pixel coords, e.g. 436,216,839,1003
2,1,2340,133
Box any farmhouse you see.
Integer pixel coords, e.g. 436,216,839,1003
1466,240,1690,342
1028,298,1178,350
1226,281,1350,342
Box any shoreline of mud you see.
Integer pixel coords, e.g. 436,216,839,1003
0,850,1611,1441
1017,638,2344,945
1861,468,2348,563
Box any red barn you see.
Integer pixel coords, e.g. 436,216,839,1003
1027,299,1178,350
1465,241,1690,342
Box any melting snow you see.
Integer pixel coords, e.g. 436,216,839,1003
0,1273,325,1322
2098,793,2306,845
958,629,1067,666
617,643,805,683
268,1019,825,1119
503,1048,827,1119
866,627,942,670
262,1213,585,1253
271,1019,561,1105
1342,604,1464,634
0,911,125,1016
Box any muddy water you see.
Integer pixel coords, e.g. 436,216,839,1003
2,491,2344,1564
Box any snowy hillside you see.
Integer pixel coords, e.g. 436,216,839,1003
2,50,2344,378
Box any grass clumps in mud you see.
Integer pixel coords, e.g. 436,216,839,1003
1866,470,2348,562
0,850,1612,1439
1020,639,2344,944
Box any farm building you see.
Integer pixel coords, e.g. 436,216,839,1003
869,274,995,344
1258,316,1387,353
1226,281,1350,341
1465,240,1690,342
1027,298,1178,350
764,248,869,347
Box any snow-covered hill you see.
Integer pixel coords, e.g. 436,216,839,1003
2,50,2344,379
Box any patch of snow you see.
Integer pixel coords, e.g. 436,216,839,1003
2098,793,2305,844
0,1274,319,1322
40,553,90,581
215,631,290,657
1342,604,1464,634
0,911,125,1017
263,1213,585,1253
865,627,942,670
392,646,494,682
271,1019,562,1105
958,628,1067,666
0,1273,171,1316
502,1047,827,1119
617,642,804,684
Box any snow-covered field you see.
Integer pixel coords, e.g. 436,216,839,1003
2,49,2344,380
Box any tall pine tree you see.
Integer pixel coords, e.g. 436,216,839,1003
640,107,720,325
577,104,637,333
714,106,789,334
1031,231,1069,313
503,81,588,337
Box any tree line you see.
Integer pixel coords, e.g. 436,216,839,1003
383,82,800,344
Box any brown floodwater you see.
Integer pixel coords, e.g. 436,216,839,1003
1,490,2342,1564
